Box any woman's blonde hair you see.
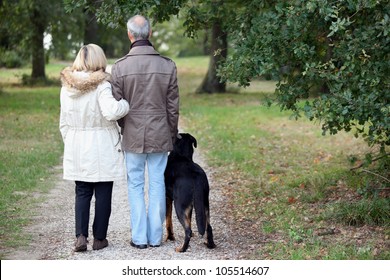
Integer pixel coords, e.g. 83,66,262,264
72,44,107,72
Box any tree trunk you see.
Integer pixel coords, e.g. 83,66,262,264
196,20,227,94
30,5,46,80
84,8,98,45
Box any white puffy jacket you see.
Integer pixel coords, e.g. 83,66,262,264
59,68,129,182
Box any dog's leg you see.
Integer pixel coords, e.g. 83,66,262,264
176,206,192,253
176,227,192,253
205,224,216,249
204,209,216,249
165,197,175,241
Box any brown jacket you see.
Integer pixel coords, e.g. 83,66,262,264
111,46,179,153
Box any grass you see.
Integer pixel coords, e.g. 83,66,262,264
0,86,63,256
329,198,390,227
0,61,67,86
0,56,389,259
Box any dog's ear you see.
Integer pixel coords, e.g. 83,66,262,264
189,134,197,148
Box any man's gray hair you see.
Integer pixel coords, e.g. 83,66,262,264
127,15,150,40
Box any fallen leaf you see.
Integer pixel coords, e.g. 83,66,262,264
288,196,297,204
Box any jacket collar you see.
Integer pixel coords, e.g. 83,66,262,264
128,45,160,56
60,67,111,96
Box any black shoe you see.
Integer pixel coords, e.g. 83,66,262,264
149,244,160,248
93,238,108,250
74,234,88,252
130,240,147,249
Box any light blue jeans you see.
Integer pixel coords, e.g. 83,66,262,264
125,152,167,246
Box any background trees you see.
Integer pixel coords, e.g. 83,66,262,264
1,0,388,148
220,0,389,148
70,0,388,147
65,0,229,93
0,0,85,82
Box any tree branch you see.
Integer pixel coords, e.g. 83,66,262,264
360,169,390,183
350,153,389,171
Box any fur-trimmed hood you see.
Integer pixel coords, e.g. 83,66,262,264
60,67,111,97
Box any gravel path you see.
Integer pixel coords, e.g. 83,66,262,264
7,134,246,260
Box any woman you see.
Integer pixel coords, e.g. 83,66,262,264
59,44,129,252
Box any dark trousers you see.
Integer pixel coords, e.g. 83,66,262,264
75,181,113,240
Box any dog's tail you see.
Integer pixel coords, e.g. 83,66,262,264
194,174,209,236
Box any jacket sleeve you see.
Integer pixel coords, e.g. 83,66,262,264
59,88,69,141
111,64,123,101
98,82,130,121
166,64,179,142
110,63,126,129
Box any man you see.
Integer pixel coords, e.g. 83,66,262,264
111,15,179,249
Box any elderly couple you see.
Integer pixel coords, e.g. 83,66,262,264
59,15,179,252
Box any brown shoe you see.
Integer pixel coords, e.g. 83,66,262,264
93,238,108,250
74,234,87,252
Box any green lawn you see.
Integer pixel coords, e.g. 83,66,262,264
0,86,63,254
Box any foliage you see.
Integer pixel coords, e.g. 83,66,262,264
0,49,25,68
0,0,85,77
0,1,31,67
153,16,209,57
64,0,233,32
181,0,236,38
63,0,212,58
64,0,187,28
45,3,85,60
220,0,390,147
65,0,231,93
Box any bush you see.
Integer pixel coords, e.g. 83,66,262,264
330,198,390,226
0,49,25,68
221,0,390,147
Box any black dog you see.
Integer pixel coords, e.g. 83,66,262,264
164,133,216,252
